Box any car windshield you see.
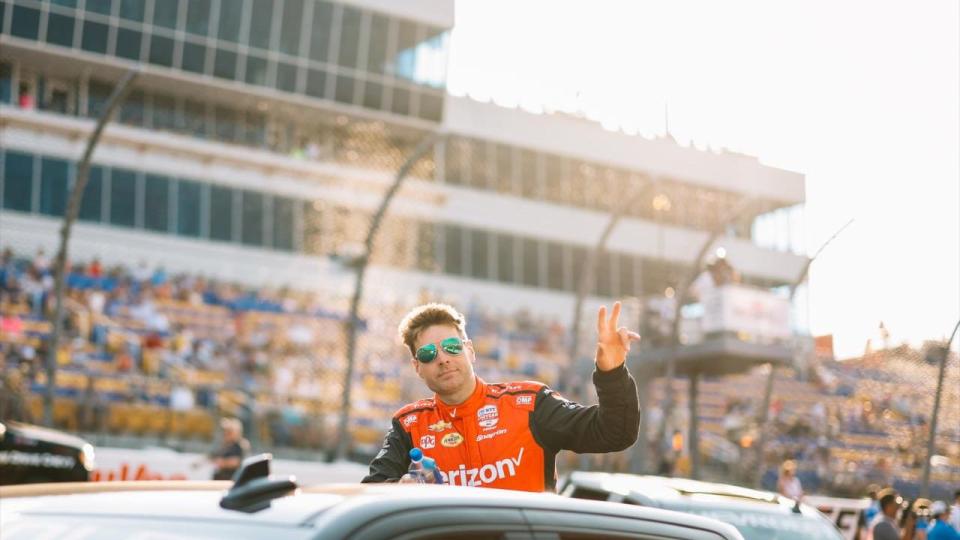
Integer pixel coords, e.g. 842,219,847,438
680,508,843,540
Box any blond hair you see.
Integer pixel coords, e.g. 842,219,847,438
398,303,466,357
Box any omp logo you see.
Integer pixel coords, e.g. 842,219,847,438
401,415,417,427
439,447,524,487
420,435,436,449
516,395,533,405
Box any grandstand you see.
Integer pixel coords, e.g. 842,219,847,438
0,0,876,479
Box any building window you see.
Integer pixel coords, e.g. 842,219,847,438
362,81,382,111
181,41,207,74
337,6,362,70
245,54,268,86
208,185,233,242
182,99,207,137
470,140,490,190
519,149,539,199
85,0,112,16
116,28,143,61
276,62,298,93
213,48,237,79
214,105,238,143
569,245,589,293
39,157,69,217
185,0,211,37
391,85,410,116
443,224,464,276
334,74,355,105
217,0,243,43
148,33,175,67
305,68,327,99
144,174,170,232
419,92,442,122
0,63,13,105
81,19,109,54
109,168,137,228
153,0,179,30
469,229,489,280
78,166,104,222
240,190,263,246
176,179,201,238
3,152,34,212
45,12,75,48
367,13,389,75
496,233,514,284
11,5,41,40
278,0,303,56
119,89,145,126
522,237,540,287
247,0,272,51
301,200,323,255
308,1,333,63
547,242,564,291
272,196,295,251
119,0,146,23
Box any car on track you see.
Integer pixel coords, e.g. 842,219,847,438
559,471,844,540
0,454,744,540
0,421,95,485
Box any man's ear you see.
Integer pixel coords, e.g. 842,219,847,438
411,358,420,374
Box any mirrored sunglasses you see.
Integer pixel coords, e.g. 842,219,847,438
415,337,464,363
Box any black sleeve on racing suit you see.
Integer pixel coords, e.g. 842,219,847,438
361,417,414,483
530,363,640,453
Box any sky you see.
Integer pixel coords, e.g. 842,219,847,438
445,0,960,359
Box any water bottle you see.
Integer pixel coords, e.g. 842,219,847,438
406,448,427,484
421,456,444,484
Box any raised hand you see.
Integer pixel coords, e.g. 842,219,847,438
596,301,641,371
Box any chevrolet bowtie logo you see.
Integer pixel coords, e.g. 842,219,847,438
428,420,453,432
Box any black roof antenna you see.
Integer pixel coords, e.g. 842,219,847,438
219,453,298,513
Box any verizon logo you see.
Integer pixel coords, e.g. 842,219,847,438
439,447,524,487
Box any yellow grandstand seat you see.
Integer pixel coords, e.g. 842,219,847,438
53,398,77,431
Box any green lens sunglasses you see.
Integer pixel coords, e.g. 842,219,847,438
415,337,465,363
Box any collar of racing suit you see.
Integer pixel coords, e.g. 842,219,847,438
433,376,488,468
434,376,487,422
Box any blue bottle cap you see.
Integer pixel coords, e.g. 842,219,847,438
409,448,423,461
422,457,436,469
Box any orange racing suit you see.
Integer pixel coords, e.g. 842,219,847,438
361,364,639,492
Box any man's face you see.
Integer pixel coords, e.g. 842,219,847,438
411,324,475,397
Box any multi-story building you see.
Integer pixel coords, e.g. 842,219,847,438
0,0,806,321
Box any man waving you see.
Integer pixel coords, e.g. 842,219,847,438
362,301,641,492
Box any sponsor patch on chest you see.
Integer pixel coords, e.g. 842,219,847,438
428,420,453,432
477,404,499,428
420,435,436,449
441,432,464,447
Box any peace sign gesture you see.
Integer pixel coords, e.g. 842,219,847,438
596,301,641,371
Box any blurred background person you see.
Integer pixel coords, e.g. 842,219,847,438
210,417,249,481
927,501,960,540
777,460,803,501
870,488,915,540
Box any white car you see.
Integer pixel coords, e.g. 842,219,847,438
0,454,744,540
560,471,844,540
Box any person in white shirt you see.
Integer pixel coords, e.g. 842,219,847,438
777,460,804,501
950,490,960,533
